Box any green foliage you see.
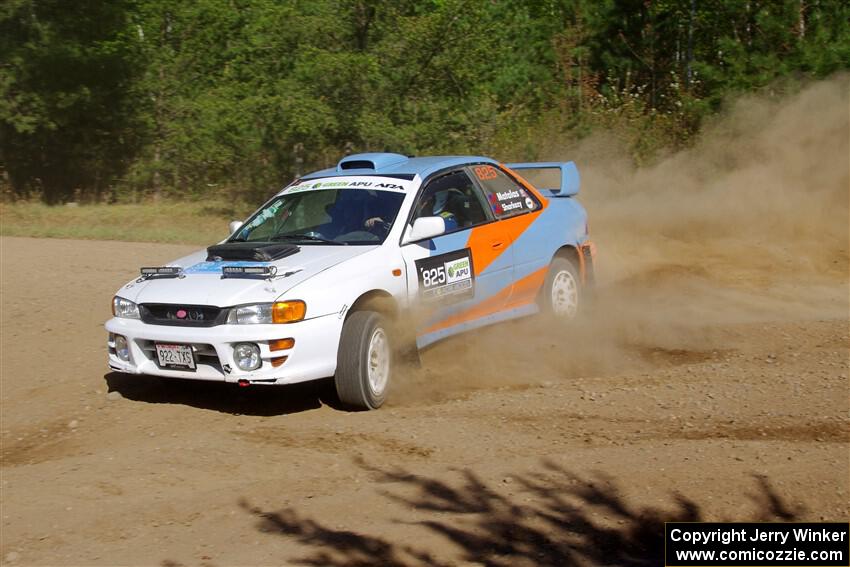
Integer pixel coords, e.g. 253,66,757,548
1,0,847,204
0,0,141,203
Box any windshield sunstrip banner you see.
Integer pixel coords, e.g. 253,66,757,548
284,175,416,194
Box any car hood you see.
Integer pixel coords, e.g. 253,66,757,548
117,245,375,307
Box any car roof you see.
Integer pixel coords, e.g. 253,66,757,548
301,153,499,186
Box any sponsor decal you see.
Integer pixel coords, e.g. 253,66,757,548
415,249,475,303
487,192,504,215
496,189,520,201
283,176,410,194
283,183,314,194
445,256,471,283
487,187,531,216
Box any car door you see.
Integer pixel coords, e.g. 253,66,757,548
468,164,548,309
400,168,513,348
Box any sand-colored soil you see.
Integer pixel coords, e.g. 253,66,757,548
1,78,848,566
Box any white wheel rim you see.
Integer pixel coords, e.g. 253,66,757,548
551,270,579,318
367,327,390,395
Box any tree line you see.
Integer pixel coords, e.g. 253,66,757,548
1,0,847,204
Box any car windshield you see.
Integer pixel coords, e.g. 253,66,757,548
230,186,406,245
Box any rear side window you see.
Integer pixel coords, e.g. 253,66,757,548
470,165,540,219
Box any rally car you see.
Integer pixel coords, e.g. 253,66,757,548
105,153,595,409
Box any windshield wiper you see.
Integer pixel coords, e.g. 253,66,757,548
270,233,346,245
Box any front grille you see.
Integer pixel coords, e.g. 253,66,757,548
140,303,226,327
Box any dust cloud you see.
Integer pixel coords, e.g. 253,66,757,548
393,75,849,404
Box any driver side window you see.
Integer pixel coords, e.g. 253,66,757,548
412,170,490,233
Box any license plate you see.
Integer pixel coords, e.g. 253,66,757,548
155,343,196,370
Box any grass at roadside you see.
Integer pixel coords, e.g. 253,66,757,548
0,201,253,245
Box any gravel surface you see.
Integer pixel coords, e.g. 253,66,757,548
1,236,847,566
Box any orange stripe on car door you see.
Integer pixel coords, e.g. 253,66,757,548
465,164,549,276
502,266,548,309
421,266,548,336
466,212,539,276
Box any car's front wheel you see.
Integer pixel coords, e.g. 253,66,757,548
540,256,581,322
335,311,391,410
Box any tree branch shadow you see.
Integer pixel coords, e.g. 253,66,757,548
240,459,803,566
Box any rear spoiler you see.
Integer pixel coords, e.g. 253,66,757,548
505,161,580,196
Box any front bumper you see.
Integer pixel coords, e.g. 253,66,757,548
104,315,341,385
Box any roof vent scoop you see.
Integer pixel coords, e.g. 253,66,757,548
337,152,409,172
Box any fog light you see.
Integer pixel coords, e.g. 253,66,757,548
233,343,261,371
114,335,130,362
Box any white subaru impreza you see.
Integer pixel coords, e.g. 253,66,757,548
106,153,594,409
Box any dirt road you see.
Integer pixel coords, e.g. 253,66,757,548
1,79,849,566
0,231,847,567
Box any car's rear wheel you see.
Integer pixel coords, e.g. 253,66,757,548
335,311,391,410
540,257,581,322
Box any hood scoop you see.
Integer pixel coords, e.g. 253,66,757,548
206,242,300,262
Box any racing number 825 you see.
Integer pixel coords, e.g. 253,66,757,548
421,266,446,288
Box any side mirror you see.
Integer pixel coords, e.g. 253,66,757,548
403,216,446,244
228,220,243,235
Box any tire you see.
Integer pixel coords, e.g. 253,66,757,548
335,311,391,410
540,257,581,322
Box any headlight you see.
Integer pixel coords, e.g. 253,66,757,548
227,301,306,324
112,296,140,319
228,303,273,324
